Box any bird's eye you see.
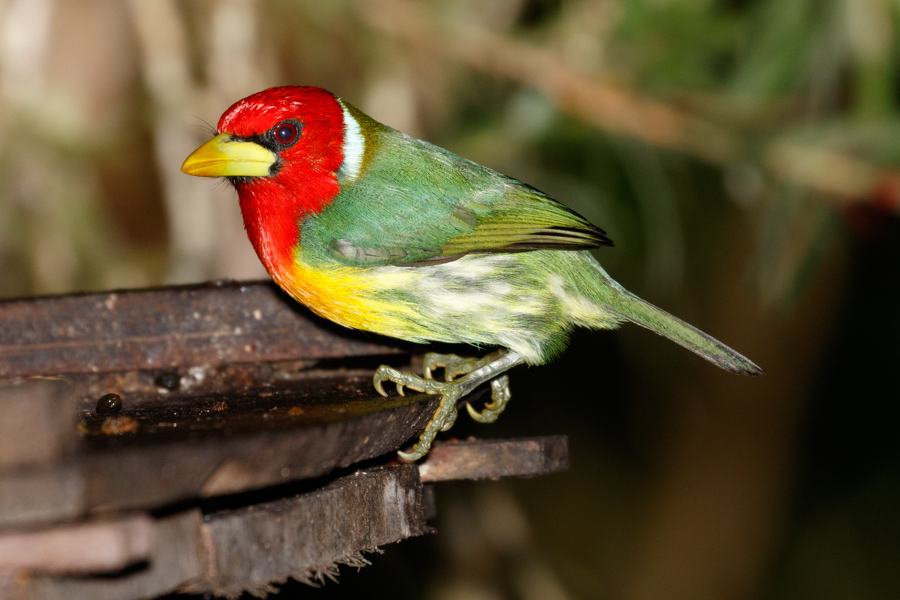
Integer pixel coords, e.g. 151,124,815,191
274,122,299,146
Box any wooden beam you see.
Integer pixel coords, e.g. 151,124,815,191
419,436,569,482
0,377,438,528
0,381,75,470
0,281,404,377
9,511,204,600
0,515,155,574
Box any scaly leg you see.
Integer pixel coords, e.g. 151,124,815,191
422,350,514,423
422,350,504,382
374,349,526,460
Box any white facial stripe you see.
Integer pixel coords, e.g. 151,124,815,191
337,99,365,182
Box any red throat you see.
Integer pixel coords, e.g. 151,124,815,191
235,173,339,283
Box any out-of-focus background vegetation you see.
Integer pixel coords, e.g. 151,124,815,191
2,0,899,598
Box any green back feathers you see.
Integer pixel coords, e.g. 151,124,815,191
302,112,611,267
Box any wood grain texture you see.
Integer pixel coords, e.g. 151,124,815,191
0,281,404,377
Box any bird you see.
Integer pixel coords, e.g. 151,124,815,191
181,86,761,460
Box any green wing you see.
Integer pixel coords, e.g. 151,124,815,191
304,126,612,267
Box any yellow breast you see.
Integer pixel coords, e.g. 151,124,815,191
273,256,421,339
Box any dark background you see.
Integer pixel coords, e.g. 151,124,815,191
2,1,898,598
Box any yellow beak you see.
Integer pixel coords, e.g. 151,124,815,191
180,133,277,178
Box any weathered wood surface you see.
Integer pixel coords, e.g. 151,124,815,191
0,436,568,597
4,466,428,600
0,282,570,600
0,515,155,574
0,380,76,470
0,281,404,378
186,464,428,598
0,376,438,528
418,435,569,482
7,511,204,600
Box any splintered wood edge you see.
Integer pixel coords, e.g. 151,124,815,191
2,438,567,600
7,466,428,600
186,465,428,598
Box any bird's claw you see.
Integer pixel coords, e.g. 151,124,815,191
374,350,523,460
374,365,446,396
465,375,511,423
373,363,462,461
439,407,458,431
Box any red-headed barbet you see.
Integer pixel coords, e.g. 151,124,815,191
181,86,761,460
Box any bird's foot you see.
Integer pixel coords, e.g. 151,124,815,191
374,350,526,461
374,365,461,461
422,350,511,423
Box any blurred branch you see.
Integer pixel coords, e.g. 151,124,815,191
358,0,740,163
358,0,899,210
764,141,883,201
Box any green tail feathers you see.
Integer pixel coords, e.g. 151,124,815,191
607,291,762,376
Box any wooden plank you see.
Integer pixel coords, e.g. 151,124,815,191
184,465,429,598
0,467,84,531
418,436,569,482
10,511,204,600
0,381,76,471
3,466,429,600
0,515,154,574
0,374,438,528
0,281,404,377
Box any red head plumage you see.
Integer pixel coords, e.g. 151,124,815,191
215,86,348,280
